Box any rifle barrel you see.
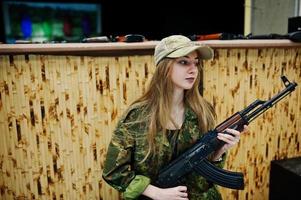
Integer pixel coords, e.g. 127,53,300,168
246,81,297,122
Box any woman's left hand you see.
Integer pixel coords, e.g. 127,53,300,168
211,125,249,161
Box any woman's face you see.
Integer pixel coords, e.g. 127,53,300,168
170,51,199,91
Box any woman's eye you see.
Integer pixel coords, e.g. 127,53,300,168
178,60,189,65
177,59,199,66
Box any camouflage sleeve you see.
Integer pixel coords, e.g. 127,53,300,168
102,120,136,191
102,106,151,198
122,175,151,200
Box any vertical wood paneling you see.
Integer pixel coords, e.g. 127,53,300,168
0,54,155,200
203,48,301,200
0,47,300,200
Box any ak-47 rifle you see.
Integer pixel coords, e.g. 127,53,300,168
156,76,298,190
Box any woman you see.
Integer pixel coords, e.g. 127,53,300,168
102,35,247,200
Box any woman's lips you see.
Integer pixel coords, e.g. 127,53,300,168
185,77,195,83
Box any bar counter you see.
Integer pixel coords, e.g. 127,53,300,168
1,39,301,55
0,39,300,200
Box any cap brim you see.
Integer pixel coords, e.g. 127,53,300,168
166,45,214,60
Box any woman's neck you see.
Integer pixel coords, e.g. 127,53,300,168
167,88,185,130
172,87,184,109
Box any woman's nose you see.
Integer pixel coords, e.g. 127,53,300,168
188,64,198,74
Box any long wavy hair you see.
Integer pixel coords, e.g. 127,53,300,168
131,57,216,162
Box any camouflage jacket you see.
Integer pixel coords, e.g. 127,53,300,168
102,103,225,200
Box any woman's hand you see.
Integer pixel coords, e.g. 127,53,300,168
143,184,189,200
211,125,249,161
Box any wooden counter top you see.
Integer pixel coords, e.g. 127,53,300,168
0,40,301,55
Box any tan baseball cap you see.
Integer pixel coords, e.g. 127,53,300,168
154,35,214,66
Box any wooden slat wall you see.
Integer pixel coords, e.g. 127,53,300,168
203,48,301,200
0,47,300,200
0,55,155,200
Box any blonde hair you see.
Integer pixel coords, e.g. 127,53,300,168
131,58,216,162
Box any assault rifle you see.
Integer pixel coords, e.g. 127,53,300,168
156,76,297,189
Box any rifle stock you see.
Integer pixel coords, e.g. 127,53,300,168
156,76,297,189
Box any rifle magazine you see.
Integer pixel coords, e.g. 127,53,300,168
194,159,244,190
